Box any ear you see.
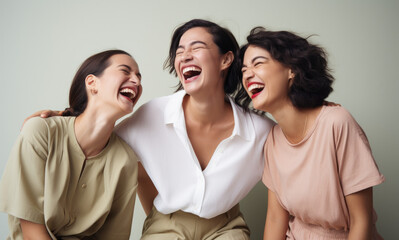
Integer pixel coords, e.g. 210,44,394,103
85,74,98,94
288,69,295,79
220,51,234,71
288,69,295,87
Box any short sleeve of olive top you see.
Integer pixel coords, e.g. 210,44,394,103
0,117,138,240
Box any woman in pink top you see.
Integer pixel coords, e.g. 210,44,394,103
238,27,385,239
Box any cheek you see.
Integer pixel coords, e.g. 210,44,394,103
174,58,180,74
243,84,250,94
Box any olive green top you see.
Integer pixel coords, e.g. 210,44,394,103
0,116,138,239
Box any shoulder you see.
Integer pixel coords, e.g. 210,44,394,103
232,102,275,142
23,116,73,131
110,133,139,164
117,95,171,126
136,94,174,114
318,106,369,144
115,93,177,139
320,106,359,129
246,110,276,134
22,117,50,134
249,111,275,125
21,117,70,139
232,101,275,128
323,106,354,121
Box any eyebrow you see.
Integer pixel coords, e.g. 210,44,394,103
242,56,268,68
118,64,142,78
118,64,132,70
177,40,207,50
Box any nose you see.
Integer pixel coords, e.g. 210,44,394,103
180,49,193,62
242,68,254,83
130,73,141,85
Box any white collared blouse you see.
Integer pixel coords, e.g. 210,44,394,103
116,90,274,218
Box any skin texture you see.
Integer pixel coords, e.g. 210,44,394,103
263,190,289,240
19,54,142,238
242,45,374,238
20,220,52,240
75,54,142,157
346,188,374,240
241,45,293,114
174,27,234,170
137,162,158,215
22,27,237,221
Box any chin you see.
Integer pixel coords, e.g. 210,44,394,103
182,84,199,95
252,100,267,112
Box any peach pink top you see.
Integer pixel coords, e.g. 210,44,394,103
263,106,385,239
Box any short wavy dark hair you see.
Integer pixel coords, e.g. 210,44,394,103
164,19,240,95
237,27,334,110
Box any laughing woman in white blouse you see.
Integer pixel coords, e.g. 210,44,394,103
115,19,275,239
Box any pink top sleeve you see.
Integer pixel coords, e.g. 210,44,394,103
262,126,277,193
333,109,385,195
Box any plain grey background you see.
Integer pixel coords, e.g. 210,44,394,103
0,0,398,239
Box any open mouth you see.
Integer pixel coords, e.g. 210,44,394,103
182,66,201,80
248,83,264,98
119,87,136,102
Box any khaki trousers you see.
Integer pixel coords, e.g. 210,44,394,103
141,204,250,240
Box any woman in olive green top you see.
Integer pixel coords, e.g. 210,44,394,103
0,50,142,239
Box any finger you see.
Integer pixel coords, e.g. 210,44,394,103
39,110,53,118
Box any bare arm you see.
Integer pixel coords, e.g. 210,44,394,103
137,162,158,215
20,219,52,240
346,187,373,240
264,189,289,240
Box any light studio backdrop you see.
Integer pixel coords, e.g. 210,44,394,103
0,0,398,239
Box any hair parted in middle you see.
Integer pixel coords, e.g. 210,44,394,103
164,19,240,96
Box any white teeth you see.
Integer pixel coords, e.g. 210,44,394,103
182,66,201,74
248,84,264,92
120,88,136,99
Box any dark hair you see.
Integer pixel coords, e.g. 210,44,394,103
62,49,131,116
164,19,240,95
237,27,334,109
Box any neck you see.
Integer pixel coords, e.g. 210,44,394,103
270,103,321,144
183,91,231,126
74,106,118,158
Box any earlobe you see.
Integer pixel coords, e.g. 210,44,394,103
86,74,98,95
288,69,295,87
288,69,295,79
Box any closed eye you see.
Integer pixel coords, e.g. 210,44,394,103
192,42,206,51
193,46,204,51
254,61,264,67
136,73,142,81
121,69,130,74
176,46,184,56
